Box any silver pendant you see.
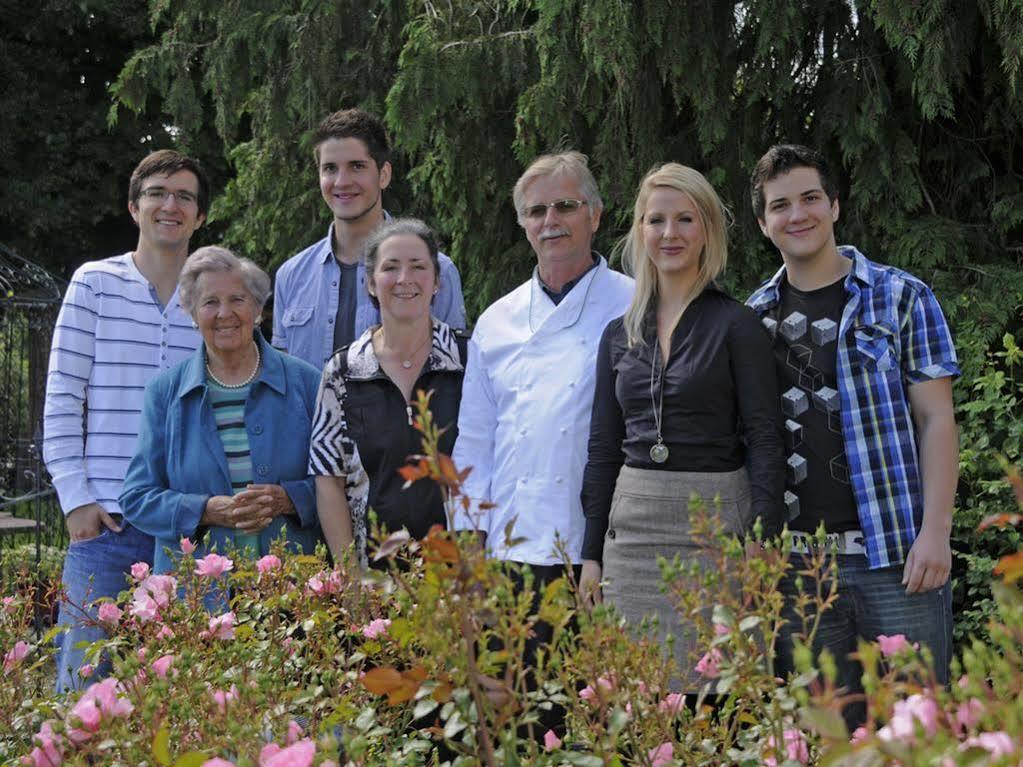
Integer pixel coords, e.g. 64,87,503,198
649,441,669,464
401,360,413,369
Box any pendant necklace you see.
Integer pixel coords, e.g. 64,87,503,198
649,345,669,464
379,327,433,369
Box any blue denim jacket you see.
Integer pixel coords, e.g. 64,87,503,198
120,335,323,573
272,222,467,369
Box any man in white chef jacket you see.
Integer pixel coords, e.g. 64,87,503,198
453,149,634,591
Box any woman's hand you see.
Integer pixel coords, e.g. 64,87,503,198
235,484,294,519
578,559,604,610
201,495,238,528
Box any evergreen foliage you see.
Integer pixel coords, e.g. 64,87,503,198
0,0,225,274
109,0,1022,319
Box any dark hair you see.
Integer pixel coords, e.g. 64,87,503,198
312,108,390,168
363,218,441,309
750,144,838,219
128,150,211,216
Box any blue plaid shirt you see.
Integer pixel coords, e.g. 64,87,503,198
747,246,959,568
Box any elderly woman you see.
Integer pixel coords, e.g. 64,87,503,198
120,246,322,572
579,163,784,690
309,218,467,568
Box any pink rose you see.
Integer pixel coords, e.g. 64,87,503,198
695,648,722,678
765,728,809,766
257,555,282,574
156,625,176,641
130,593,159,623
79,664,93,679
196,553,234,578
23,721,64,767
130,562,150,580
259,739,316,767
286,720,303,745
648,742,673,767
180,537,196,555
306,570,341,595
3,595,16,612
543,729,562,752
4,640,30,671
361,618,391,639
659,693,685,715
201,759,236,767
955,698,985,734
97,602,122,626
850,726,869,744
211,684,239,713
208,611,236,640
876,633,913,657
151,654,175,679
960,731,1016,758
67,678,133,741
878,694,940,742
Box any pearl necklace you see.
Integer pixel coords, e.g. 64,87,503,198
206,342,261,388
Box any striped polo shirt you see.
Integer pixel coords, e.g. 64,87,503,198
43,253,201,516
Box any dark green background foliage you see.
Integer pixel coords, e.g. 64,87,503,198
4,0,1023,645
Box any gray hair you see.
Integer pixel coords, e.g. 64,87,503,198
512,150,604,225
362,218,441,309
178,245,271,316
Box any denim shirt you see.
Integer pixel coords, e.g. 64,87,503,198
747,245,959,569
119,335,323,573
272,221,467,369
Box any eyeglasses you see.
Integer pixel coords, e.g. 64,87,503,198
140,187,199,206
521,198,588,220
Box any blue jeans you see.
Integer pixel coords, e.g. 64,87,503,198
55,523,154,692
776,553,952,728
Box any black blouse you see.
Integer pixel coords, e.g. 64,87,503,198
580,287,785,561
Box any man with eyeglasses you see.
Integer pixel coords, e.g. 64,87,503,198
453,151,632,732
43,149,210,690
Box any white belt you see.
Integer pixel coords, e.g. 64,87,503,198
789,530,865,555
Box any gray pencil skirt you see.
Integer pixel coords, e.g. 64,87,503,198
602,464,753,691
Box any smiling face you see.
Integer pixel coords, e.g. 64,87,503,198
128,170,205,253
642,186,706,287
317,137,391,225
758,166,840,266
521,172,601,280
367,234,438,324
194,269,258,358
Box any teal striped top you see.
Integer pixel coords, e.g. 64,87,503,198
207,379,260,555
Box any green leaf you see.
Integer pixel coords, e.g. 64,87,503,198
152,725,171,766
172,753,210,767
800,705,849,740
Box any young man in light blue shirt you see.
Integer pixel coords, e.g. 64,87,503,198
272,109,465,369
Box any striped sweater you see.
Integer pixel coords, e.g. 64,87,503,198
42,253,201,516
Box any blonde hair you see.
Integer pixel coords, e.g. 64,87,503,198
616,163,730,347
512,150,603,224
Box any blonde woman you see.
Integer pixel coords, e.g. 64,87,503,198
579,163,784,689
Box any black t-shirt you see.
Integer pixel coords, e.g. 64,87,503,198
771,276,859,533
332,260,360,353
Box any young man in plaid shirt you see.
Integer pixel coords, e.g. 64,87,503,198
747,144,959,727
